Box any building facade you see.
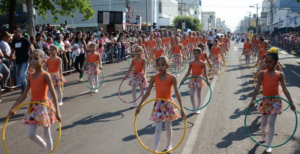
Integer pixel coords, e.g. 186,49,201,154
202,11,216,32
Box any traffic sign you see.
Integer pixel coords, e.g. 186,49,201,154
182,23,186,29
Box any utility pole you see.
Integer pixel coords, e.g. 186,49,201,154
270,0,273,35
146,0,148,31
256,4,259,35
181,0,183,15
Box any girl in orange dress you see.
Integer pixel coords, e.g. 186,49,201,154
181,33,189,56
242,38,253,68
198,42,212,73
256,37,265,58
193,32,198,47
197,32,202,46
44,45,66,106
136,56,186,152
202,36,207,53
169,37,187,77
136,38,148,59
181,48,210,114
160,33,166,49
147,34,156,56
82,43,102,93
252,35,259,56
125,46,147,108
209,39,225,78
188,32,194,60
149,38,165,70
249,49,295,153
169,32,174,46
165,33,171,54
224,34,230,51
8,49,61,154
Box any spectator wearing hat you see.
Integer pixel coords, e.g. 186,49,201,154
10,27,32,92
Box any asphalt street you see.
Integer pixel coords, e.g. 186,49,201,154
0,41,299,154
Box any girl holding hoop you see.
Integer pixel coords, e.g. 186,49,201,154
137,38,148,59
136,56,186,152
180,48,210,114
198,43,212,72
169,37,186,77
81,43,102,93
182,33,189,56
209,39,225,78
188,32,194,60
44,45,66,106
124,46,147,109
149,38,165,70
252,35,259,56
248,49,295,153
242,38,253,68
8,49,61,154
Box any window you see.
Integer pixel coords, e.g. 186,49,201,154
199,0,201,6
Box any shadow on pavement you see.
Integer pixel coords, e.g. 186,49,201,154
216,116,261,148
248,141,266,154
230,107,260,120
0,113,23,124
236,74,253,79
122,114,194,142
58,108,132,130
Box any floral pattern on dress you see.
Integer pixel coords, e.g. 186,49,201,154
128,73,147,87
150,98,179,122
22,99,57,127
211,54,222,63
188,76,206,88
50,72,66,86
257,95,283,115
85,63,101,75
243,49,252,56
172,55,183,63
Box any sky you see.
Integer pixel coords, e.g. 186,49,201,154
202,0,263,31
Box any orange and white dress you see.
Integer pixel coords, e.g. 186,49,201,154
172,45,183,63
182,39,189,54
47,56,66,86
148,40,156,54
85,52,101,75
211,47,222,63
188,61,206,88
153,47,164,67
22,71,57,127
150,74,178,122
243,43,252,55
188,37,194,48
257,71,283,115
129,58,147,87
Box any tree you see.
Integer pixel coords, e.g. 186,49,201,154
247,26,256,33
172,15,202,31
0,0,95,36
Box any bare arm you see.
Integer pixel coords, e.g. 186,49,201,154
44,73,61,121
205,53,212,68
280,73,295,111
249,71,264,107
180,62,192,85
98,53,102,69
124,59,134,78
57,58,63,79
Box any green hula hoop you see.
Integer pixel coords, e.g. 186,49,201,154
168,55,188,74
127,52,136,66
82,63,105,90
179,76,212,111
245,96,297,148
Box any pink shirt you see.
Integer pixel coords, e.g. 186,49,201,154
44,42,53,50
99,38,105,50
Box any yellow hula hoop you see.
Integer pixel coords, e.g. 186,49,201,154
205,62,213,79
134,98,187,154
49,73,64,99
2,102,62,154
217,59,227,76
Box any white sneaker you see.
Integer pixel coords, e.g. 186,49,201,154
58,102,63,106
177,74,179,77
90,89,94,93
94,89,98,93
196,110,201,114
266,147,272,153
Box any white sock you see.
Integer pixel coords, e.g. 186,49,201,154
267,114,277,146
28,125,47,154
93,74,99,88
88,74,94,89
154,121,162,151
55,86,63,103
43,126,53,154
165,121,173,149
131,86,137,106
196,88,202,109
190,88,196,109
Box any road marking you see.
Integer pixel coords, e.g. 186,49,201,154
182,79,217,154
291,70,300,77
280,51,288,55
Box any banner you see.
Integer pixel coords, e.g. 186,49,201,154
286,12,300,28
278,14,287,28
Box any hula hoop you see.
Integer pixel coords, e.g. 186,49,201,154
2,102,62,154
49,73,64,99
179,76,212,111
119,72,145,103
134,98,187,154
168,55,188,74
205,63,213,79
82,63,105,90
127,52,136,66
212,58,227,76
244,96,297,148
239,54,255,67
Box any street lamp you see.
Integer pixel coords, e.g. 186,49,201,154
250,4,259,35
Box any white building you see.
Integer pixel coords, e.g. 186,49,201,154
202,12,216,31
36,0,178,30
177,0,202,20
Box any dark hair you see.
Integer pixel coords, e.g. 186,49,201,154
193,47,202,53
259,37,265,42
36,33,42,37
30,37,35,41
75,31,84,43
267,52,279,64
